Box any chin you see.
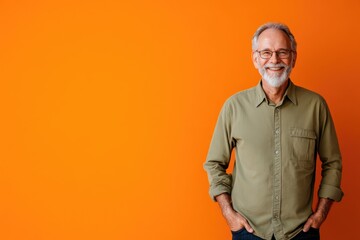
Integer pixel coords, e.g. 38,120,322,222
258,62,293,88
263,75,288,88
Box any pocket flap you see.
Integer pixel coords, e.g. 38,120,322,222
290,127,316,139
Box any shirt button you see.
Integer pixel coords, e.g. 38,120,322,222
275,130,279,134
275,196,279,200
275,150,279,155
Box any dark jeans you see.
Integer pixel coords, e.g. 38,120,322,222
231,228,320,240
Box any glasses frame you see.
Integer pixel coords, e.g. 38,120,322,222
255,49,295,59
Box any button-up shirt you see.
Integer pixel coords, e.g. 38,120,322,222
204,80,343,240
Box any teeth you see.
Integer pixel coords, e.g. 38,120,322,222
268,67,282,70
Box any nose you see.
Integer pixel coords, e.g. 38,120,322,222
268,51,281,64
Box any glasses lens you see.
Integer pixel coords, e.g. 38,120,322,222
258,50,291,59
260,51,272,59
278,50,290,59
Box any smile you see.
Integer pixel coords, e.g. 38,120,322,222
266,67,284,71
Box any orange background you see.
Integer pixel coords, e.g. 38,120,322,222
0,0,359,239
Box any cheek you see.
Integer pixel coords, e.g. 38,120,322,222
257,59,267,69
282,58,292,66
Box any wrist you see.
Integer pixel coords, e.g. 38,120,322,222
314,198,333,219
222,205,235,217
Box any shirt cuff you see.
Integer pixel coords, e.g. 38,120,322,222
318,184,344,202
209,184,232,202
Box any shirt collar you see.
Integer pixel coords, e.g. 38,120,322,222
255,79,297,107
255,80,268,107
285,80,297,105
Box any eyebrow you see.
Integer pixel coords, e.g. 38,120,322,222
259,48,290,51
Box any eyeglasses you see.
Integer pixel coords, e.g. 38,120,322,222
255,49,294,59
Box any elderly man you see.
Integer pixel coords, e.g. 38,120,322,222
204,23,343,240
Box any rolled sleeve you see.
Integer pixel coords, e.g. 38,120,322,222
204,100,235,201
317,99,344,202
318,183,344,202
208,176,232,201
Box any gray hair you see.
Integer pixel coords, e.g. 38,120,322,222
252,23,297,51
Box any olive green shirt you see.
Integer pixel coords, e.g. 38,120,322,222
204,80,343,240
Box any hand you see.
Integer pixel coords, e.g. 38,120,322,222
303,198,333,232
223,209,254,233
215,193,254,233
303,211,325,232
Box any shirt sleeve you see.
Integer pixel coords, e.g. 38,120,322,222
317,99,344,202
204,100,235,201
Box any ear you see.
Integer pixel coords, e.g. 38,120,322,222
252,51,259,69
291,51,297,68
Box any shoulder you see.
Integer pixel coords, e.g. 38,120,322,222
216,85,258,119
224,85,258,107
295,85,327,105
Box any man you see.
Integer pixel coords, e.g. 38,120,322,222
204,23,343,240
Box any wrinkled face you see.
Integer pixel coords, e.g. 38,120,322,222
252,28,297,88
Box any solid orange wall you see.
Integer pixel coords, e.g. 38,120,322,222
0,0,359,239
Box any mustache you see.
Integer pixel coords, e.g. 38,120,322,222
264,63,288,69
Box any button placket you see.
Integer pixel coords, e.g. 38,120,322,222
272,107,283,238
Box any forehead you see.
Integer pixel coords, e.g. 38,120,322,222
257,28,291,50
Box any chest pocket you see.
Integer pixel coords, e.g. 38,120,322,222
290,127,317,169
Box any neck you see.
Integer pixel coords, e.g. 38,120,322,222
262,79,289,105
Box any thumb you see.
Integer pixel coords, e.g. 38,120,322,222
243,222,254,233
303,219,312,232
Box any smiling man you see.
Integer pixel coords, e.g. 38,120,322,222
204,23,343,240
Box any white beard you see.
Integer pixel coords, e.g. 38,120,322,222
258,62,293,88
